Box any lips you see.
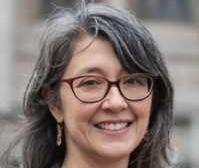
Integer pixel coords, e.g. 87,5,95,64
94,120,132,131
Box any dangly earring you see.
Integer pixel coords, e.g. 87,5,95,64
56,123,63,146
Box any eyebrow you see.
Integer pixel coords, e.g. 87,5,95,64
76,67,106,76
75,66,127,77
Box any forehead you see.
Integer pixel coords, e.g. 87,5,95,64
62,35,126,78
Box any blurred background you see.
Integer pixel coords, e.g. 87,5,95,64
0,0,198,167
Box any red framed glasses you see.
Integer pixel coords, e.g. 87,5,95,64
61,73,154,103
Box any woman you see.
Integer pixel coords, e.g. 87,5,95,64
2,1,174,168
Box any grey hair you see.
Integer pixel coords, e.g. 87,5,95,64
3,1,174,168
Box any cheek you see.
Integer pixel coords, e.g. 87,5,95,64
129,96,152,131
60,88,99,125
133,96,152,117
60,92,100,144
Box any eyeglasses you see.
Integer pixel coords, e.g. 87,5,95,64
61,73,154,103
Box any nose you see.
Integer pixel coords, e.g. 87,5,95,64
101,86,128,112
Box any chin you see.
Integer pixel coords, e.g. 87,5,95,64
93,142,134,161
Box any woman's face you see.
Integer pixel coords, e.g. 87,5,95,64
53,35,152,162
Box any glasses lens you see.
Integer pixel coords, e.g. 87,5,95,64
120,74,153,100
73,76,107,102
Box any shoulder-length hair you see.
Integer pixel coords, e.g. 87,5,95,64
10,1,174,168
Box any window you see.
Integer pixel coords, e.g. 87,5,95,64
134,0,192,22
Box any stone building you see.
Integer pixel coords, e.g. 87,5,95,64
0,0,198,167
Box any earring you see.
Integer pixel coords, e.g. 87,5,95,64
56,123,62,146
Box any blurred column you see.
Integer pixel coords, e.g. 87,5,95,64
189,116,199,168
0,0,15,113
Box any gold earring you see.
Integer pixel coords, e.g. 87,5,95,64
56,123,62,146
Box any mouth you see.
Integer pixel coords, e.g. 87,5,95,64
94,120,133,131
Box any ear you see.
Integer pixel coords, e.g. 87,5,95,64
44,88,64,123
49,105,64,123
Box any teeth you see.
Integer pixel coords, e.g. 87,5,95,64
96,122,128,131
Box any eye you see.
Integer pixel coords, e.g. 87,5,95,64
123,76,147,86
76,77,104,88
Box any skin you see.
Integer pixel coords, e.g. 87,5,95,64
50,35,152,168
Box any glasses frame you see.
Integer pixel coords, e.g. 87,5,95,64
61,73,154,103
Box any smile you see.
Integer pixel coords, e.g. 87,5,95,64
94,121,132,131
